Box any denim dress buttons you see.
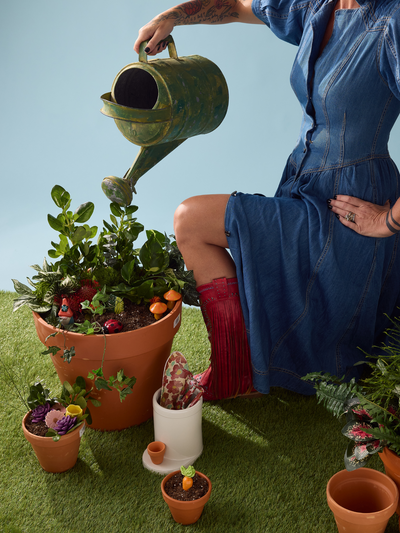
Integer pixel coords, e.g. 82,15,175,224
225,0,400,394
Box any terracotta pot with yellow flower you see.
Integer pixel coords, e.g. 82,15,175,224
22,377,97,473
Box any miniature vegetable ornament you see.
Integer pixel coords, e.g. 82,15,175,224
181,465,195,491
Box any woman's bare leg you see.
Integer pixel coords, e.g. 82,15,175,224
174,194,256,400
173,194,236,286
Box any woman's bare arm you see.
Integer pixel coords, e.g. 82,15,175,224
134,0,262,55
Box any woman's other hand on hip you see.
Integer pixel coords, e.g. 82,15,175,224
328,195,395,238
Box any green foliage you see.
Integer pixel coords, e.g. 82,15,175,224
87,368,136,402
26,381,57,410
303,317,400,469
80,286,109,317
12,185,199,312
42,331,76,363
11,259,79,316
55,376,100,427
302,372,360,418
180,465,196,478
47,185,98,278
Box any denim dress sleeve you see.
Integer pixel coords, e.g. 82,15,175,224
251,0,311,45
379,5,400,101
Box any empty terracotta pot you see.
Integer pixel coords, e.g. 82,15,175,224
326,468,398,533
147,441,166,465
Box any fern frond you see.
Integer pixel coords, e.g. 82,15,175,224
314,380,359,418
302,372,360,418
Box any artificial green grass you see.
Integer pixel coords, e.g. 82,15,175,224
0,290,398,533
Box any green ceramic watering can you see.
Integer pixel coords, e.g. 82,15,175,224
100,36,229,205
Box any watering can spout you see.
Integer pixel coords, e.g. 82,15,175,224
101,140,186,205
100,36,229,205
125,140,186,190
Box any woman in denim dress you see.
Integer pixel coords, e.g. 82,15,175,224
134,0,400,400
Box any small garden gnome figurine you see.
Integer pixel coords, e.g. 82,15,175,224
58,298,74,327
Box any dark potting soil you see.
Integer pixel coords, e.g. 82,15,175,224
74,300,170,333
164,473,209,501
24,411,51,437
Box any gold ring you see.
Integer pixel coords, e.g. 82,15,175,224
345,211,356,223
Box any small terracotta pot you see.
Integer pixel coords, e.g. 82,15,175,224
147,441,166,465
326,468,398,533
22,412,84,473
161,470,212,525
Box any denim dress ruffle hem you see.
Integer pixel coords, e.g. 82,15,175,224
225,0,400,395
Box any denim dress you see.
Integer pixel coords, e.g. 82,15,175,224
225,0,400,394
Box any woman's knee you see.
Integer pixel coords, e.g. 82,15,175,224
174,194,231,249
174,197,199,247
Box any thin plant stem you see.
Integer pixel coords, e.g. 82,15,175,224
0,357,29,411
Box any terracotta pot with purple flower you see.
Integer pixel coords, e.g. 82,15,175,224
22,377,98,473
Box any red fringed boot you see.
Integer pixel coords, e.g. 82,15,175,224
195,277,259,401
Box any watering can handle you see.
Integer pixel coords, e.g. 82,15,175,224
139,35,178,63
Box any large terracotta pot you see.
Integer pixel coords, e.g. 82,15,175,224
326,468,398,533
161,470,212,525
22,412,84,473
33,300,182,431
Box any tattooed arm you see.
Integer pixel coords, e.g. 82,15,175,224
134,0,261,55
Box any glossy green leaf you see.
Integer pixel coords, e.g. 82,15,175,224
71,226,87,245
48,249,61,259
74,202,94,223
95,378,112,391
140,235,169,272
51,185,70,209
110,202,123,217
48,214,64,233
121,260,136,284
126,205,138,216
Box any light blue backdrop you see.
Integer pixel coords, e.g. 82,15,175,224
2,0,400,292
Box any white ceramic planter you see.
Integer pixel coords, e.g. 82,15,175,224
142,387,203,473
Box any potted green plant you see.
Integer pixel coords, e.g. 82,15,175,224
161,465,212,525
12,184,198,430
21,377,98,473
303,316,400,521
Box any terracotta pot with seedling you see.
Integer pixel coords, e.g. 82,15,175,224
161,465,212,525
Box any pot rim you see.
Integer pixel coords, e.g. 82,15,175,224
161,470,212,508
326,468,399,521
32,298,182,340
379,446,400,462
